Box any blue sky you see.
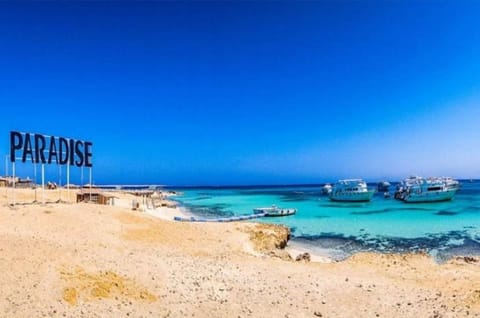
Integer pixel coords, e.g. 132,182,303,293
1,1,479,185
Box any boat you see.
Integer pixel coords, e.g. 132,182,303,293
329,179,375,202
443,177,461,191
394,176,421,199
383,192,391,198
377,181,391,192
253,205,297,217
321,183,332,195
394,176,459,203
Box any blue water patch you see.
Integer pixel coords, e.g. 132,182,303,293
352,206,437,212
190,196,212,201
350,208,392,215
180,203,235,218
462,206,480,212
435,210,458,216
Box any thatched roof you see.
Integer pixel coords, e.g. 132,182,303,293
78,188,102,195
64,184,80,189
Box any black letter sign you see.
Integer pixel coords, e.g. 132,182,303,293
10,131,92,167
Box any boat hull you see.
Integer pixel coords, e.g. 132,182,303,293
329,191,375,202
253,207,297,217
265,209,296,217
403,189,457,203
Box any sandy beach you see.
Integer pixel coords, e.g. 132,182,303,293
1,188,479,317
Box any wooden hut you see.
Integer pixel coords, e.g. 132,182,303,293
76,189,116,205
16,178,34,189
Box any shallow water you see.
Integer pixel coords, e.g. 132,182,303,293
169,181,480,261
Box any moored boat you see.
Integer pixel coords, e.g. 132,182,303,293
321,183,332,195
395,176,459,203
329,179,375,202
377,181,391,192
253,205,297,217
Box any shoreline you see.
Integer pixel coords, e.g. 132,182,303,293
168,197,480,264
143,205,194,221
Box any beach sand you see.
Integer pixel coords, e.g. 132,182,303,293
1,188,479,317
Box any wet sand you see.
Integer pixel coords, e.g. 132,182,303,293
0,188,479,317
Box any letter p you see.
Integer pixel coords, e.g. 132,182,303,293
10,131,23,163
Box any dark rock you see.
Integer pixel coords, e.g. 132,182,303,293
463,256,478,263
432,310,443,318
295,252,311,262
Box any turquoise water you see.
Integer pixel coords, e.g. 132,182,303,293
170,181,480,261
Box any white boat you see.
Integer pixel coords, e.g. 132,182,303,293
329,179,375,202
321,183,332,195
253,205,297,217
395,176,459,203
377,181,391,192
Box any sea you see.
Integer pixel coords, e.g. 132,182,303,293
168,181,480,262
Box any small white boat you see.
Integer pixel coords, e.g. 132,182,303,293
329,179,375,202
377,181,391,192
321,183,332,195
383,192,391,198
253,205,297,217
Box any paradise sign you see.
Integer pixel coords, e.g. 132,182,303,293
10,131,93,167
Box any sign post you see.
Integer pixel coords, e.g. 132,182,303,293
4,155,8,203
89,167,92,202
67,164,70,203
12,161,15,206
34,159,37,202
41,164,45,205
58,165,62,202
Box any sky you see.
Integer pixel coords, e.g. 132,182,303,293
0,1,479,186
